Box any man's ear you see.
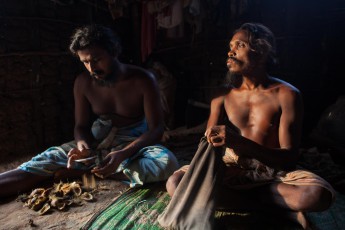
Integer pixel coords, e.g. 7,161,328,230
253,49,269,67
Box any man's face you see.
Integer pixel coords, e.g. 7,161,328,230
226,30,260,75
77,46,116,86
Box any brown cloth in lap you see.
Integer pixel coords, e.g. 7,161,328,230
158,137,223,230
221,147,283,188
158,132,337,229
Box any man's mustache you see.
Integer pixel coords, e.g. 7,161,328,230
227,57,241,64
91,70,104,77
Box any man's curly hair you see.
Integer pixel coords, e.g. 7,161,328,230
69,24,122,57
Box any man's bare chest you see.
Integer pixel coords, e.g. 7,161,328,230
225,95,281,131
86,87,143,116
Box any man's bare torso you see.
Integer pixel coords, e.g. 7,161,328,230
224,77,296,149
79,67,147,127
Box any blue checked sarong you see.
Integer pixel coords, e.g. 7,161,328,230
19,118,179,187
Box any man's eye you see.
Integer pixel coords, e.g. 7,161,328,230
238,43,245,48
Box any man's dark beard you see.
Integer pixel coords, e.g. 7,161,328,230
225,71,242,88
91,72,116,87
225,57,243,88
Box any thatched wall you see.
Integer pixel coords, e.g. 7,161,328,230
0,0,112,162
0,0,344,162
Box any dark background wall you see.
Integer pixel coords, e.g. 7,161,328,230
0,0,114,162
0,0,344,162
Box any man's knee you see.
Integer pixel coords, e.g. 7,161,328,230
166,170,185,197
295,185,333,212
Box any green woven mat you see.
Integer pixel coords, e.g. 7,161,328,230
83,184,345,230
83,183,168,230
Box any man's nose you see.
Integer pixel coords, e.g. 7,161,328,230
89,62,96,72
228,50,235,57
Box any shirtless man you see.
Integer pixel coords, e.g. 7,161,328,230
162,23,334,228
0,25,178,198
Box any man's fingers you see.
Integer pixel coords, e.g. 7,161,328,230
206,129,217,143
67,148,79,157
210,135,225,146
92,160,109,173
212,142,224,147
80,148,90,157
210,136,225,143
91,166,111,178
67,154,78,168
68,148,91,158
91,157,112,176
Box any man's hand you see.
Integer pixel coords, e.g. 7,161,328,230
91,151,126,178
67,148,91,168
205,125,226,147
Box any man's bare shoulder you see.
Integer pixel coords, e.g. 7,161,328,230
270,77,301,95
212,95,226,103
210,95,226,109
270,77,302,107
122,64,158,92
74,72,92,89
124,64,155,81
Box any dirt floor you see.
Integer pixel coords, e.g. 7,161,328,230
0,156,130,230
1,143,344,230
0,128,202,230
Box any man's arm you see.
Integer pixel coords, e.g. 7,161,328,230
73,74,94,151
119,71,165,156
91,70,164,176
205,96,225,142
209,87,303,171
67,74,94,168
